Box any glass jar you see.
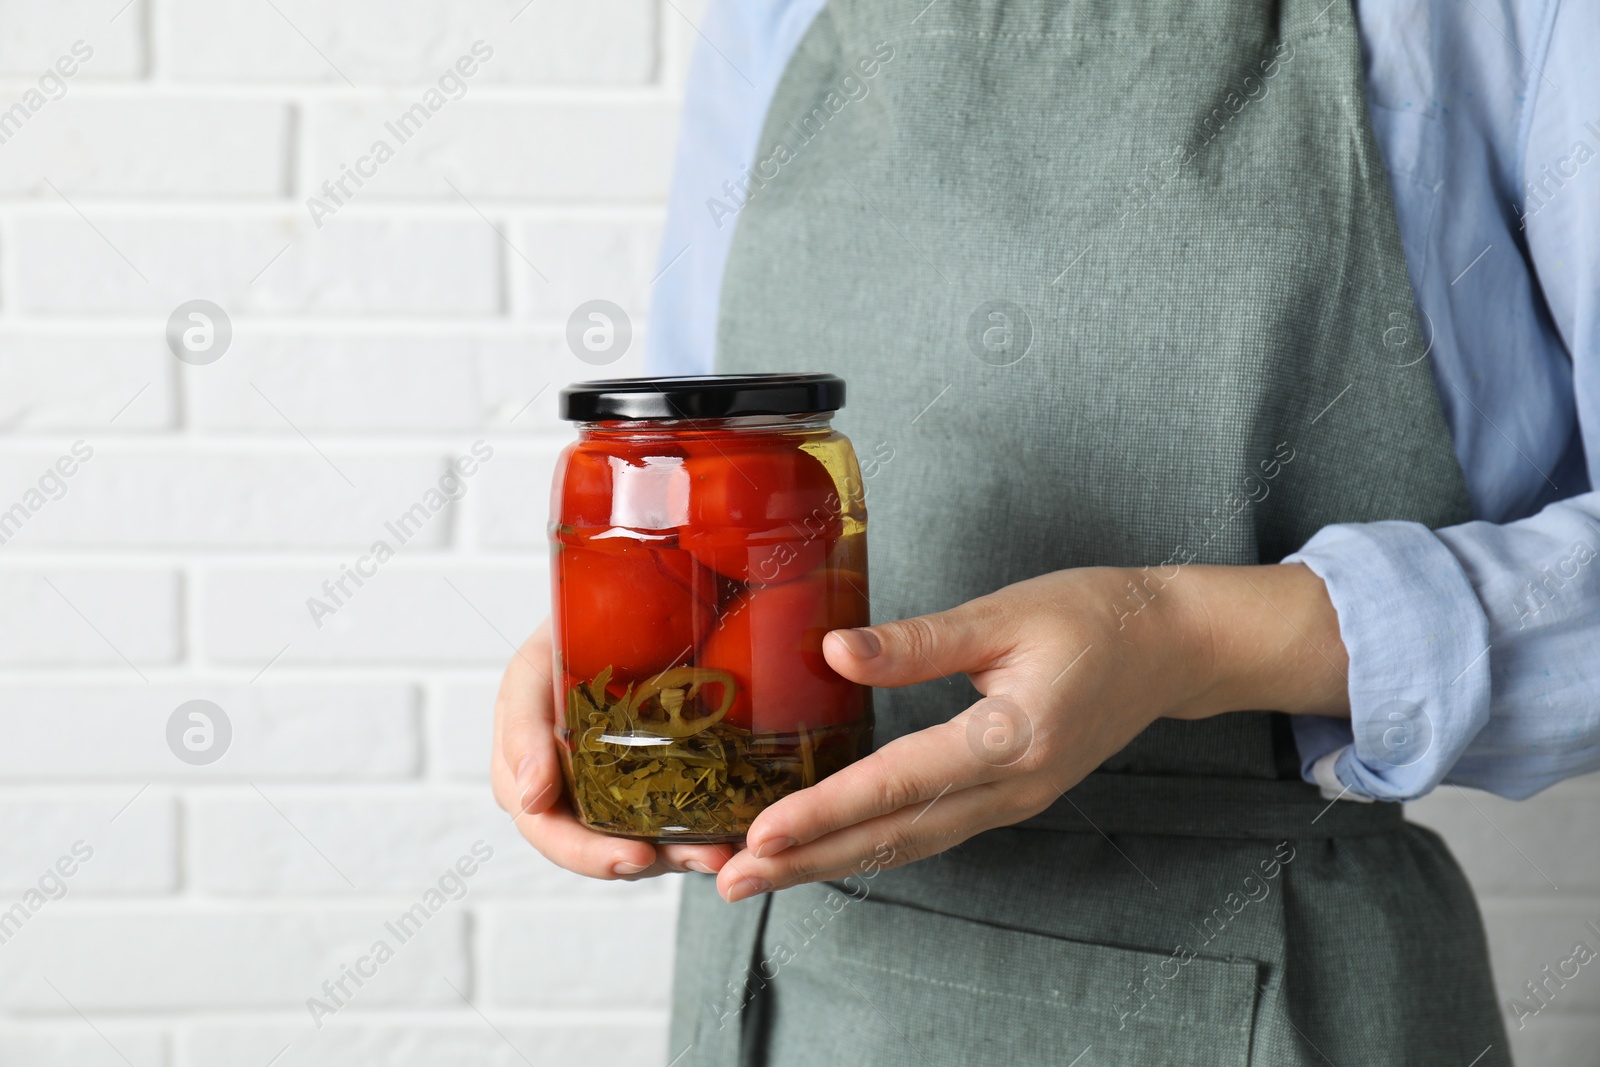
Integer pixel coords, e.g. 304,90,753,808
550,374,872,844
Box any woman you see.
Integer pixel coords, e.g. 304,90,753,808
493,0,1598,1062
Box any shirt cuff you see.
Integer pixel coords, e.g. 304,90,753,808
1282,520,1493,801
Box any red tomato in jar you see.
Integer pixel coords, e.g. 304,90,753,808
698,567,869,732
554,538,717,681
553,443,611,528
679,440,842,584
554,440,687,530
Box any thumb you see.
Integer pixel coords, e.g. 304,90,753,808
822,600,1011,688
494,623,561,819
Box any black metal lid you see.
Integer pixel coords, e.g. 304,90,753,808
559,373,845,421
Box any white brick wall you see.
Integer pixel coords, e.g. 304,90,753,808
0,3,692,1063
0,2,1591,1065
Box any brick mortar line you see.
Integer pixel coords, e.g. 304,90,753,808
0,82,684,101
0,214,15,324
0,319,599,331
0,550,552,563
0,669,503,685
3,1011,674,1026
157,426,567,444
0,433,569,446
138,0,158,81
0,1007,675,1024
0,783,503,795
0,203,671,219
0,896,679,913
421,678,447,787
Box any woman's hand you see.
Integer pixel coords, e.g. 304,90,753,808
489,618,736,880
713,562,1350,902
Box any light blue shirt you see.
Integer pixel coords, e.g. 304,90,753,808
645,0,1600,802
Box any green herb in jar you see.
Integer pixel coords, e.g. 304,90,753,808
558,665,870,842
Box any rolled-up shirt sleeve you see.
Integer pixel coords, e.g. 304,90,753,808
1285,522,1492,800
1287,495,1600,802
1435,500,1600,795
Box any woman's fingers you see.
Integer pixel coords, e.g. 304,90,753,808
510,799,660,879
718,778,1021,901
822,596,1015,688
742,711,1001,860
506,798,737,880
659,841,738,875
491,621,560,819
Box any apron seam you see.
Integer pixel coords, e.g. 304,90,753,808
899,27,1347,46
832,956,1102,1010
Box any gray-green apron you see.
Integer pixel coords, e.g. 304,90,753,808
671,0,1510,1063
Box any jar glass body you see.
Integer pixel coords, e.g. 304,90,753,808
549,411,872,843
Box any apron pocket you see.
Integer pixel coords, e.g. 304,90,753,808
756,881,1258,1067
